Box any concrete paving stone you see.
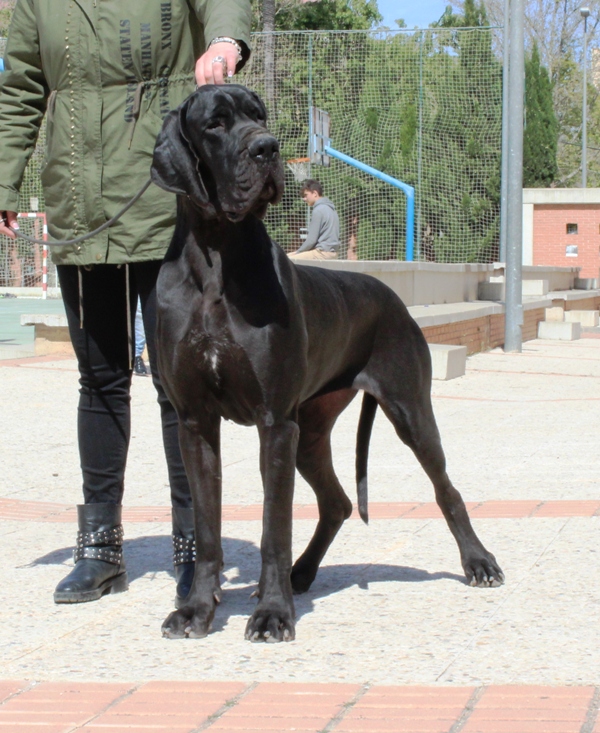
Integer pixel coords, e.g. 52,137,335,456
0,727,69,733
2,340,600,506
336,720,460,732
91,710,221,725
462,721,585,733
1,337,600,702
532,500,600,516
0,711,99,724
83,729,194,733
467,708,588,721
4,514,597,686
0,680,29,701
478,685,596,699
208,720,329,731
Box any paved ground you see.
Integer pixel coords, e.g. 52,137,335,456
1,298,599,731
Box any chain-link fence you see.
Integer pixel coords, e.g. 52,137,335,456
0,36,54,289
241,29,503,262
0,27,503,288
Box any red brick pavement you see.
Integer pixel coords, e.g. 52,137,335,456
1,497,599,523
0,682,598,732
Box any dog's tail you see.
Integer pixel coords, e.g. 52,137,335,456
356,392,378,525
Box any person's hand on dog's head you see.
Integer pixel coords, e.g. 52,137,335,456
195,41,242,86
0,211,18,240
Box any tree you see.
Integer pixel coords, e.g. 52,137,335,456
251,0,381,32
523,43,558,186
451,0,600,186
422,0,503,261
0,0,15,36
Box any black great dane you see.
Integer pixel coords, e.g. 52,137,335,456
151,84,504,643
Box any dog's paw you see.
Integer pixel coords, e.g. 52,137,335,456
161,605,213,639
244,606,295,643
463,552,505,588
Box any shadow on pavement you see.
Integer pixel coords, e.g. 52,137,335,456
29,536,464,631
27,534,260,583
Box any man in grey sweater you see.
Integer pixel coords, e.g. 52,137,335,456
289,180,340,260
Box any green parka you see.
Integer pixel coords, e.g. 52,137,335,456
0,0,251,265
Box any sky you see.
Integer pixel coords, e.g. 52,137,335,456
377,0,451,29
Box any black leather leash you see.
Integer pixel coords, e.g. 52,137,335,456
6,178,152,246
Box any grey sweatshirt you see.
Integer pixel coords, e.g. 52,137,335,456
297,197,340,253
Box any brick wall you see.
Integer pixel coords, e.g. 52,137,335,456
533,204,600,278
420,308,546,354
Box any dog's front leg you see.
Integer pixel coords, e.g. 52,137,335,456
245,418,298,643
162,413,222,639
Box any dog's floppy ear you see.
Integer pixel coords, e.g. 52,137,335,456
151,103,210,208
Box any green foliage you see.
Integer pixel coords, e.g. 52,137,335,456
0,2,14,37
251,0,381,32
7,19,504,264
276,0,381,31
240,23,502,262
523,43,558,187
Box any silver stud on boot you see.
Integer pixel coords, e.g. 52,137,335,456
54,503,128,603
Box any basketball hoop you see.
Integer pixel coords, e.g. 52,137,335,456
286,157,311,183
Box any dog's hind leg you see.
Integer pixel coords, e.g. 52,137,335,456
291,389,356,594
376,388,504,588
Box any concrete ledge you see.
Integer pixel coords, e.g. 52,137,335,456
545,307,564,322
537,321,581,340
524,187,600,204
429,344,467,380
478,281,504,301
564,310,600,327
20,313,73,356
1,287,61,298
292,261,579,307
550,288,600,304
522,279,549,296
20,314,68,328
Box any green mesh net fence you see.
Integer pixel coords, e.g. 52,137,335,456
0,27,503,288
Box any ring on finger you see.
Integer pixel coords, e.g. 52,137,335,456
211,55,227,72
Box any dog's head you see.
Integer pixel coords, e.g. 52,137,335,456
151,85,284,221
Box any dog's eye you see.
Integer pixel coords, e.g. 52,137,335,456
206,119,225,131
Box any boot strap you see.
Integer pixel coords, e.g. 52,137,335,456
77,526,124,547
74,546,123,564
173,535,196,565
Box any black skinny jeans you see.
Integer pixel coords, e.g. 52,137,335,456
58,262,191,508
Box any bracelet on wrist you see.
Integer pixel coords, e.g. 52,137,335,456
209,36,243,62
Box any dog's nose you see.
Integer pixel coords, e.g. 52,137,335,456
249,135,280,162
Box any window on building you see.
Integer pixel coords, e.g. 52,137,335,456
566,223,578,234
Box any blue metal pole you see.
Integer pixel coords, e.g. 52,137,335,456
324,145,415,261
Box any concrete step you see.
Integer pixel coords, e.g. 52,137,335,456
537,320,581,341
564,310,600,327
20,313,72,356
545,306,564,322
479,279,550,302
428,344,467,380
522,279,549,296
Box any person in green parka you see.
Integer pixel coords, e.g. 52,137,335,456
0,0,252,605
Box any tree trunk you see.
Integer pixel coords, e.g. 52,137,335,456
263,0,276,112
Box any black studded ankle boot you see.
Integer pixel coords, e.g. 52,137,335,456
54,503,128,603
172,506,196,604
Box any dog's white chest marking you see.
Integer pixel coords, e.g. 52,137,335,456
203,346,219,374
